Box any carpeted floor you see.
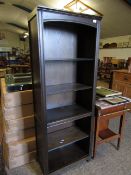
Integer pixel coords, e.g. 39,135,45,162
1,112,130,175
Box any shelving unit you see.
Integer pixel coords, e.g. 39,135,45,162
29,6,101,174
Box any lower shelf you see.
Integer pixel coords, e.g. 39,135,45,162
48,126,89,151
48,138,89,173
97,128,119,144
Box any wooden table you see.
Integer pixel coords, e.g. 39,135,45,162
94,97,130,157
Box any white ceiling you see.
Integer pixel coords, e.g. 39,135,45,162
0,0,131,38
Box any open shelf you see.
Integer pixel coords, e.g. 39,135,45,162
47,104,92,127
48,138,89,173
45,58,94,61
97,128,119,144
48,126,89,152
46,83,92,95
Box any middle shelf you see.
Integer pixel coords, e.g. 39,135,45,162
46,83,92,95
48,125,89,152
47,104,92,127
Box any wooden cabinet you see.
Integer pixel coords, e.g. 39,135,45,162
124,86,131,98
112,81,126,94
29,6,101,175
112,70,131,99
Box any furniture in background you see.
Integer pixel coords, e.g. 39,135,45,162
98,57,125,81
29,6,101,175
94,95,130,157
8,64,31,73
112,69,131,109
0,48,31,73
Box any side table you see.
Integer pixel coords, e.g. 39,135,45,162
94,98,130,157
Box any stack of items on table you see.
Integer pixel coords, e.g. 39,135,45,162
1,73,36,169
96,86,131,107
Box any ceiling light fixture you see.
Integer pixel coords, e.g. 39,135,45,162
21,32,29,39
64,0,103,16
24,32,29,36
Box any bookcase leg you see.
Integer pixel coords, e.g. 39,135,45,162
93,117,100,158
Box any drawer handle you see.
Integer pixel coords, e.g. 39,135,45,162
124,76,128,81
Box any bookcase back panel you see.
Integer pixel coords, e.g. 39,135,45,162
76,89,93,110
47,117,91,134
75,117,91,134
46,89,93,110
48,138,89,173
47,92,75,109
45,62,76,86
44,21,97,59
44,22,77,59
45,61,95,86
77,61,95,86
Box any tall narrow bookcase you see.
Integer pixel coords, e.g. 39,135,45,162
29,6,101,175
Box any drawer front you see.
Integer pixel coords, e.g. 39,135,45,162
112,82,125,94
114,72,131,83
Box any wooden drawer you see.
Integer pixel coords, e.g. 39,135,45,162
114,72,131,83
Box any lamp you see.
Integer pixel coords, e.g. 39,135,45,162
64,0,103,16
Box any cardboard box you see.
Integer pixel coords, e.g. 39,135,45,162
2,103,34,120
4,115,34,130
4,137,36,159
3,151,36,169
1,78,33,108
4,126,35,143
0,69,6,78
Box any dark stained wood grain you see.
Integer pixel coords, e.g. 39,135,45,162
29,6,101,174
47,104,92,127
46,83,92,95
48,138,89,173
48,126,89,151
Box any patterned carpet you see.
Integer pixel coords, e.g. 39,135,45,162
1,112,131,175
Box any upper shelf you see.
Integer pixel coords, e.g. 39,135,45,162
45,58,94,61
46,83,92,95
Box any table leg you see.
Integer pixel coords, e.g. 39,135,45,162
117,114,125,150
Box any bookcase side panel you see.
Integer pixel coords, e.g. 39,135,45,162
29,13,48,174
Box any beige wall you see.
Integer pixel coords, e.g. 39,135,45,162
99,35,131,60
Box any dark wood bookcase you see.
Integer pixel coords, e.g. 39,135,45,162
29,6,101,175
